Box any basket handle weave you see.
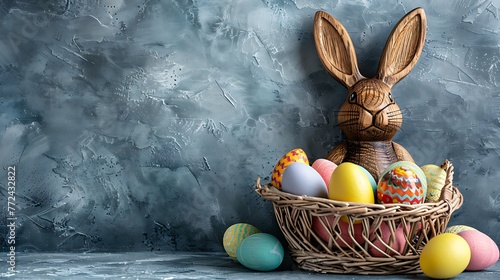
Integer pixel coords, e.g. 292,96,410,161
439,159,454,202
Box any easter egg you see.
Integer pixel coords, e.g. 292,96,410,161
312,216,364,248
271,148,309,190
223,223,261,260
329,162,375,223
236,233,284,271
445,225,476,234
458,229,499,271
329,162,375,203
421,164,446,202
368,222,407,257
419,233,471,279
312,159,337,188
377,161,427,205
358,165,377,196
282,162,328,198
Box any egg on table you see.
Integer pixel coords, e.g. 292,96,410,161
236,233,284,271
223,223,261,260
270,148,309,190
419,233,471,279
282,162,328,198
377,161,427,205
445,224,476,234
458,229,499,271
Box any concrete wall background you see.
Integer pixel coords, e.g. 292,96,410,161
0,0,499,252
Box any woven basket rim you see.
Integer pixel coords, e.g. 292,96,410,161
256,181,462,210
256,159,463,212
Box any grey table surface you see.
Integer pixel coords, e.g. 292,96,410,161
1,252,499,279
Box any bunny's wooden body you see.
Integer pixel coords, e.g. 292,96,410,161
314,8,426,181
328,140,412,182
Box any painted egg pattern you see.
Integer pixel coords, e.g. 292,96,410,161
271,148,309,190
223,223,261,260
377,163,426,205
421,164,446,203
445,225,476,234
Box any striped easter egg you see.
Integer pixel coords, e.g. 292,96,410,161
421,164,447,203
223,223,260,260
377,161,427,205
445,225,476,234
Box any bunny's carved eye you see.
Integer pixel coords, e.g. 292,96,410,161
388,92,394,103
349,92,357,103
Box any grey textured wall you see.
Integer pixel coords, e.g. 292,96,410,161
0,0,499,252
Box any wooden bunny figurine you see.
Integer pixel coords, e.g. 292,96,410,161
314,8,426,181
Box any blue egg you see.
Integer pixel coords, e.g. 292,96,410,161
357,165,377,196
236,233,284,271
281,162,328,198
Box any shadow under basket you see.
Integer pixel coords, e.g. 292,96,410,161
256,160,463,275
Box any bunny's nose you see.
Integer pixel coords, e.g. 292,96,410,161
360,109,388,130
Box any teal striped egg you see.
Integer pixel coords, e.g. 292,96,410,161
223,223,260,260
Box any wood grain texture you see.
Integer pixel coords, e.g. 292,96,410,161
314,8,426,179
377,8,427,86
314,11,364,88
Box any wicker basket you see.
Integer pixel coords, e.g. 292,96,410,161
256,160,463,275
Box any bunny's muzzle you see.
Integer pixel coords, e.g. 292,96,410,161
338,79,402,141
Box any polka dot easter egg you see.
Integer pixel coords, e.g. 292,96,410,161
271,148,309,190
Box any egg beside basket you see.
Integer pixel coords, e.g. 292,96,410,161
255,160,463,275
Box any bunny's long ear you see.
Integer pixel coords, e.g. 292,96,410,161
314,11,363,89
376,7,426,87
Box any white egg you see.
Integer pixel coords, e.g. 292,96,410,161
282,162,328,198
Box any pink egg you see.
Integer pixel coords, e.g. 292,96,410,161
458,229,499,271
312,215,364,248
369,222,407,257
312,159,337,189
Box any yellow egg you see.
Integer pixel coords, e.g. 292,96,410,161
329,162,375,203
329,162,375,223
223,223,261,260
420,233,471,279
421,164,446,202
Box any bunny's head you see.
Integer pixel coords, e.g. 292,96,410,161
314,8,426,142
